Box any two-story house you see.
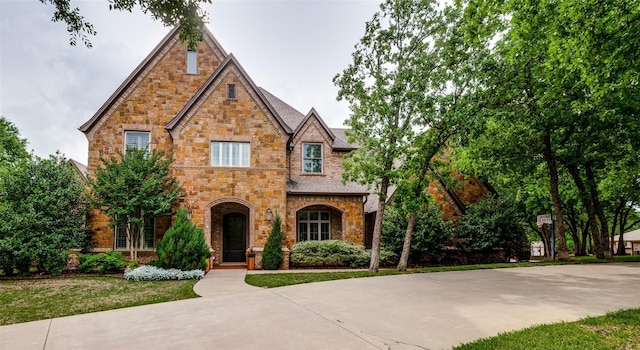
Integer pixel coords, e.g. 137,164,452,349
79,27,368,267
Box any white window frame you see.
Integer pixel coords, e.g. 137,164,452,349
297,210,330,241
302,143,323,174
227,84,237,99
187,50,197,74
211,141,250,167
124,131,150,153
114,217,155,250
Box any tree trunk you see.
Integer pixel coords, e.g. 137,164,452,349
543,133,570,261
397,210,417,271
370,176,390,273
567,164,605,258
585,164,612,260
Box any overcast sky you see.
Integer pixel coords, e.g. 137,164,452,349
0,0,381,164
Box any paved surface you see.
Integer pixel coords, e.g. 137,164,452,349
2,264,639,350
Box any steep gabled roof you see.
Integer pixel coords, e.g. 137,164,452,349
68,159,87,181
294,108,336,141
258,88,306,130
78,26,228,134
166,54,292,134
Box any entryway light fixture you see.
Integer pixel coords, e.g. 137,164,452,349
266,208,273,222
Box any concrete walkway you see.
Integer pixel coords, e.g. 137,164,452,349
2,264,640,349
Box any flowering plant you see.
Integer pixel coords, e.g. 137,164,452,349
246,247,256,258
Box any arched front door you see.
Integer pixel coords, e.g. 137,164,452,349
223,213,247,262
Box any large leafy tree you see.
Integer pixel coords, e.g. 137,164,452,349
89,149,181,260
0,152,89,275
39,0,211,48
0,116,29,169
334,0,441,272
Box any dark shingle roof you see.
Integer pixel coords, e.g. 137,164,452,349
68,159,87,181
259,88,306,131
287,179,368,196
331,128,357,150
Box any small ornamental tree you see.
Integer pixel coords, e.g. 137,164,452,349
155,207,210,271
261,212,284,270
89,149,181,261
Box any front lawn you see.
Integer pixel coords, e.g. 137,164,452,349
245,256,640,288
0,277,199,325
454,308,640,350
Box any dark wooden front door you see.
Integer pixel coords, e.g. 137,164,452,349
223,213,246,262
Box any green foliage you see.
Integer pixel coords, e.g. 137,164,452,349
40,0,212,49
40,250,70,276
0,152,89,276
291,240,368,268
0,116,29,169
88,148,181,260
382,200,451,261
261,212,284,270
456,194,528,260
155,207,210,271
77,250,126,274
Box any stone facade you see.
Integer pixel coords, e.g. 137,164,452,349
80,27,367,268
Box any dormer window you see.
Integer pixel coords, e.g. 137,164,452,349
187,50,197,74
227,84,237,99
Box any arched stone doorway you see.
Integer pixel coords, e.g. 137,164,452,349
206,198,254,264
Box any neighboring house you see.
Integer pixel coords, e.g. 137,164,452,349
613,229,640,255
78,27,368,266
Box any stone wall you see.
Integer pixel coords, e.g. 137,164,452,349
285,195,365,247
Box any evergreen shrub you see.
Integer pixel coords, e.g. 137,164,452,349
261,212,284,270
77,250,126,274
155,207,211,271
291,240,396,268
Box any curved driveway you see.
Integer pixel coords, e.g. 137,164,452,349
2,264,639,350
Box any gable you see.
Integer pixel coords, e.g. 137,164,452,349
79,26,228,139
166,54,291,139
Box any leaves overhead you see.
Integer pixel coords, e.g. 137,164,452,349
39,0,211,49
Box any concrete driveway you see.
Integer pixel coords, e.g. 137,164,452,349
2,264,639,350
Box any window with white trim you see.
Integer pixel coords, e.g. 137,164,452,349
297,211,330,241
302,143,322,173
115,217,155,250
124,131,150,153
187,50,197,74
211,141,250,167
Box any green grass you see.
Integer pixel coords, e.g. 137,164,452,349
454,308,640,350
0,277,199,325
245,255,640,288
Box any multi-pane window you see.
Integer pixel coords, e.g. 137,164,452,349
211,142,250,167
227,84,237,99
115,218,154,250
187,50,197,74
298,211,330,241
124,131,150,153
302,143,322,173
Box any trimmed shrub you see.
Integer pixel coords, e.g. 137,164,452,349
155,207,210,271
291,240,397,268
382,202,451,263
124,265,204,281
456,194,529,260
40,250,69,276
261,212,284,270
77,250,126,274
